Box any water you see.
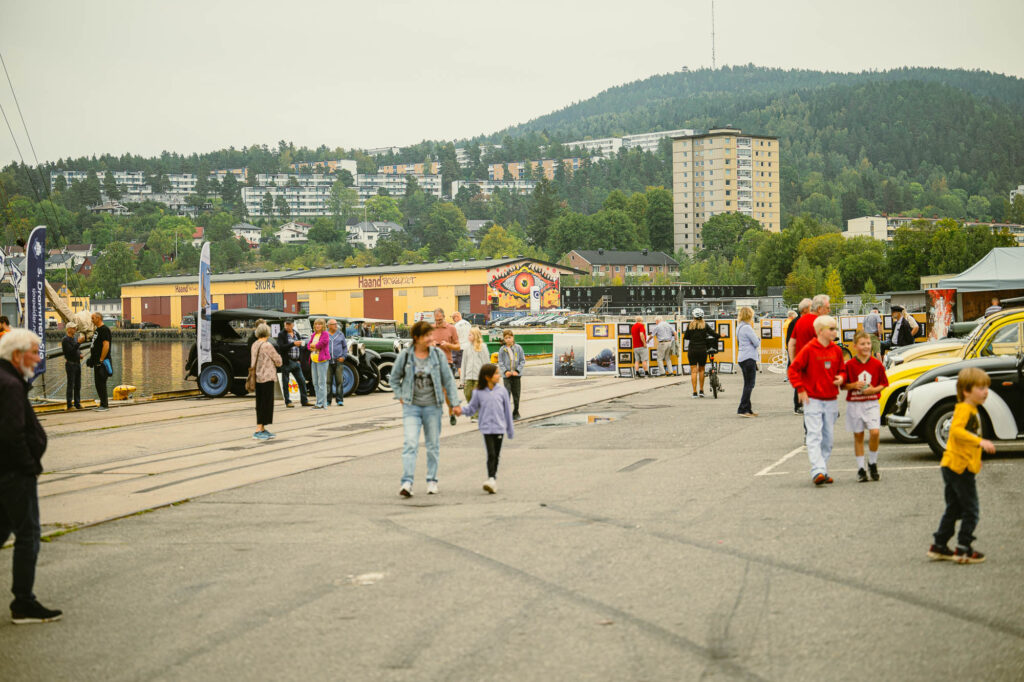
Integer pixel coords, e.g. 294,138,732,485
30,339,195,402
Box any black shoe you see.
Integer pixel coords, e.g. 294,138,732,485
869,463,879,481
698,392,705,398
449,414,457,426
857,468,868,483
927,544,955,561
953,547,985,564
794,406,804,415
11,601,63,625
513,412,521,421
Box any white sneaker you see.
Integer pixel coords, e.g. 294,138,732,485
426,481,439,495
399,481,413,498
483,478,496,494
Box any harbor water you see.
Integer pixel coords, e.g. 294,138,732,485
30,339,195,403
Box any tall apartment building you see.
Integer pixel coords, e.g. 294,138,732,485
450,179,537,197
241,184,334,218
488,158,582,181
51,170,150,194
354,174,442,204
209,168,248,183
563,136,622,159
672,128,780,255
363,146,401,157
1011,184,1024,201
377,162,440,176
455,144,501,166
254,174,335,188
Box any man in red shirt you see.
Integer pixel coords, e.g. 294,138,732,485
787,294,830,414
630,316,649,377
788,314,845,486
842,331,889,482
430,308,460,367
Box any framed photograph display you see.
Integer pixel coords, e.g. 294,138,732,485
618,337,633,349
585,338,618,377
618,351,633,364
717,323,730,338
618,367,634,378
588,323,612,339
761,327,773,339
617,323,632,336
717,340,725,352
718,362,734,374
843,330,855,342
552,333,586,378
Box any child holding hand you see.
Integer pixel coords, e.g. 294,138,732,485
454,363,514,494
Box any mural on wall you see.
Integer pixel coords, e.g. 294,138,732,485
487,262,559,309
927,289,956,341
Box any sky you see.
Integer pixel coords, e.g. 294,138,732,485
1,0,1022,165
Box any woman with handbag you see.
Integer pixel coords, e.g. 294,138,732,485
307,317,331,409
251,323,282,440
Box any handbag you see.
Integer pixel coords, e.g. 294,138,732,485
246,341,261,392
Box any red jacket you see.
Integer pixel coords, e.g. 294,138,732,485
789,313,818,357
788,338,845,400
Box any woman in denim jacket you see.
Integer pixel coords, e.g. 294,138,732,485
390,320,462,497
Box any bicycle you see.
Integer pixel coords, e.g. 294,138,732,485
706,352,723,399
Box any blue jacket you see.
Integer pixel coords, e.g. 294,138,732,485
461,384,514,437
328,331,347,361
497,343,525,375
390,346,462,407
737,321,760,363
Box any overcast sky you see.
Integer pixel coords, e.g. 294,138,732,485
1,0,1021,165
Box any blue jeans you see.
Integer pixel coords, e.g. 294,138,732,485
934,467,980,549
0,472,41,606
401,403,442,485
804,398,839,479
328,361,346,405
311,361,328,407
279,359,308,405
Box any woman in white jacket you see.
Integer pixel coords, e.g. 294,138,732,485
460,327,492,405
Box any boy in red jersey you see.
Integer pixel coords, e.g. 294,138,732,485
788,315,845,485
842,331,889,482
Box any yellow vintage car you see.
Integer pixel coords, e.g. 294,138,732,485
881,308,1024,442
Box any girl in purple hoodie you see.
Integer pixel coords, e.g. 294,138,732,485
454,363,514,494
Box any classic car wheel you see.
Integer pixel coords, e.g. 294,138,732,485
375,360,394,392
341,360,360,397
355,365,380,395
924,400,957,458
198,363,231,398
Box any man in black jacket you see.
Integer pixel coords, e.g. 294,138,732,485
276,319,310,407
0,328,62,624
86,312,112,410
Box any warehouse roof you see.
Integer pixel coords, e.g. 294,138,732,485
122,256,583,288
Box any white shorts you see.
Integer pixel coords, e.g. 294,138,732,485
845,400,881,433
634,347,649,362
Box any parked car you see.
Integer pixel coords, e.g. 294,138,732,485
880,307,1024,443
887,354,1024,456
180,315,196,330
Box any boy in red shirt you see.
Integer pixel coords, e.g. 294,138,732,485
842,331,889,482
788,315,845,485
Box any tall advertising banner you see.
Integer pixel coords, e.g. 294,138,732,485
198,242,212,372
26,225,47,376
529,285,541,313
7,256,24,325
926,289,955,341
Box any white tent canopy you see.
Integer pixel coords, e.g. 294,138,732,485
937,247,1024,292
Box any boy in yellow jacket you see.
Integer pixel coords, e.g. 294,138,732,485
927,367,996,564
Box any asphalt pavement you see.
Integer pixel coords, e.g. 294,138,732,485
1,365,1022,681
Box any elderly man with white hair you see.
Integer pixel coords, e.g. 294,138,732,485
649,315,676,376
0,328,63,624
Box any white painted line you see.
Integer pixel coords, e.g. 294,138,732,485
755,446,805,477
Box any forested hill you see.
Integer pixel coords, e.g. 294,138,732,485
491,66,1024,140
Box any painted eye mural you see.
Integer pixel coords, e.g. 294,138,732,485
487,263,560,308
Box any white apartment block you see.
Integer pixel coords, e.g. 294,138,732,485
1011,184,1024,201
845,215,1024,246
255,173,336,188
241,185,334,218
288,159,357,175
355,174,442,204
672,128,781,255
455,144,502,166
563,137,622,159
210,168,247,183
621,129,695,153
364,146,401,157
450,179,537,197
51,170,150,194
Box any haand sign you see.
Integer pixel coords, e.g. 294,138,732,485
174,284,199,294
358,275,416,288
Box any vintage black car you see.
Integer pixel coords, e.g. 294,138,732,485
184,308,362,399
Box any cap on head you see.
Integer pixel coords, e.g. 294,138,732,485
891,305,904,313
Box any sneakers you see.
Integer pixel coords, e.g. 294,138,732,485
449,414,457,426
857,468,869,483
823,475,834,484
698,392,705,398
285,402,296,408
513,412,521,421
691,392,698,399
869,463,879,481
11,601,62,625
794,406,804,415
399,482,413,498
426,481,439,495
483,478,496,494
813,473,827,485
263,430,276,440
927,544,955,561
953,547,985,564
94,406,109,412
253,430,270,440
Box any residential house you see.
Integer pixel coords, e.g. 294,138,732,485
89,201,131,216
276,221,312,244
565,249,680,279
466,220,494,243
231,222,263,248
346,221,402,249
191,226,205,248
